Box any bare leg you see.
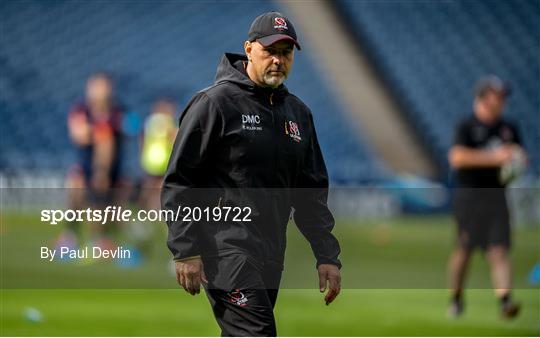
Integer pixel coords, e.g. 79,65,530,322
60,172,87,243
67,171,87,210
486,244,520,318
486,244,511,297
447,246,472,317
448,247,472,296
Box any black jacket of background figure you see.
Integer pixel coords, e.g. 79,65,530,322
161,53,341,272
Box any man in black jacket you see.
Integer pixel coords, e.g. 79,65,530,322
162,11,341,336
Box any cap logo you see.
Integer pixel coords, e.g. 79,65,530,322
274,17,288,31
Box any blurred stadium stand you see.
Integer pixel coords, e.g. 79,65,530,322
1,0,538,186
0,0,390,185
335,0,540,177
282,0,437,178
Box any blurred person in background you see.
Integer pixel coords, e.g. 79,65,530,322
59,72,125,251
123,98,178,257
447,75,527,319
140,98,178,210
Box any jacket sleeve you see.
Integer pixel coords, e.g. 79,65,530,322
161,92,222,260
292,113,342,269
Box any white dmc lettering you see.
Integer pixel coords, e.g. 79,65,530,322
242,114,260,124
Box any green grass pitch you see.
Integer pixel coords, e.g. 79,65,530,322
1,212,539,336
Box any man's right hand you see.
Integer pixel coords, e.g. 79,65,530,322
318,264,341,305
175,257,208,295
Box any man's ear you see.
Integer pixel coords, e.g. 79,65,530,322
244,41,252,62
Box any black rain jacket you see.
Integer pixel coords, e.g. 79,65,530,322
161,53,341,269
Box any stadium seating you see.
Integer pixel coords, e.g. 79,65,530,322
336,0,540,177
0,0,390,184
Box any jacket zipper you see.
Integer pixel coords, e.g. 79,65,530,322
268,91,277,262
269,92,279,188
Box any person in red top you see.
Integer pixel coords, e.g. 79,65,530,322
58,72,125,250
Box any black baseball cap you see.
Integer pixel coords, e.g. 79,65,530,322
475,75,512,98
248,11,301,50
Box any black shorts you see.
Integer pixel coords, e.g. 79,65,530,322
452,188,511,251
202,253,282,337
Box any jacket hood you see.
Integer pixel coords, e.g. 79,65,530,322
214,53,288,95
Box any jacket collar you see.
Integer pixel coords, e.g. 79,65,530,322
214,53,289,99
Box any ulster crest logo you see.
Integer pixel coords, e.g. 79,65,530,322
274,17,288,31
500,126,514,142
227,289,248,307
285,120,301,142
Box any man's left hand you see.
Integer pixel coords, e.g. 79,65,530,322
318,263,341,305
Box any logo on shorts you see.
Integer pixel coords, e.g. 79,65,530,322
227,289,248,307
274,17,288,31
284,120,301,142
